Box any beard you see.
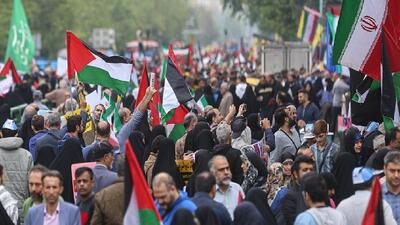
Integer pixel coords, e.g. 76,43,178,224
289,118,296,127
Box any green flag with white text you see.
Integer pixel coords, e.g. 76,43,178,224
5,0,35,73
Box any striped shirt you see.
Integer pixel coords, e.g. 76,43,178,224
214,182,245,219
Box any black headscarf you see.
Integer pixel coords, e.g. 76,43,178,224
0,201,14,225
0,104,10,128
144,125,166,162
343,127,366,166
152,138,184,189
186,149,212,197
247,113,263,141
171,208,197,225
19,117,35,150
195,129,215,151
332,152,356,204
246,151,268,187
195,205,222,225
49,138,84,203
35,145,56,167
129,131,146,172
184,122,210,152
244,188,277,225
233,202,266,225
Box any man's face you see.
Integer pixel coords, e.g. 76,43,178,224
104,153,114,169
213,109,223,124
75,171,94,198
298,93,306,104
391,132,400,149
296,162,314,180
153,184,177,211
42,176,63,205
93,106,104,119
288,106,297,121
385,162,400,189
29,171,43,200
315,132,328,146
213,158,232,186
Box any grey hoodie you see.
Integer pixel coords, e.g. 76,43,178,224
0,137,33,217
307,207,347,225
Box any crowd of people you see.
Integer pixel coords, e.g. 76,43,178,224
0,59,399,225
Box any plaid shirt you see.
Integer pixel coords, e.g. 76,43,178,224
311,141,339,173
382,182,400,225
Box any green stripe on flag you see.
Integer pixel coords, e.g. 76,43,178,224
332,0,363,64
78,66,129,95
138,209,160,225
160,58,167,82
168,124,185,143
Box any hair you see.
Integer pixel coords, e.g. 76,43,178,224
0,164,3,177
239,76,246,83
93,142,114,161
152,172,176,190
313,120,328,135
274,107,288,128
206,110,216,125
208,155,228,173
29,165,49,175
116,154,125,177
95,104,105,111
291,155,314,174
75,167,94,180
66,115,82,133
276,91,289,104
184,113,197,129
1,128,17,138
384,151,400,166
96,121,110,137
47,112,61,127
195,171,216,193
385,127,400,146
118,108,129,122
64,98,78,112
302,173,329,203
31,115,45,131
215,123,231,144
320,172,337,190
33,90,43,101
42,170,64,187
298,89,309,98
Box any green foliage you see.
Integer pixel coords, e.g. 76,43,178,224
222,0,342,41
0,0,189,58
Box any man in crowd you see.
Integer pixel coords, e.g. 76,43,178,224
255,74,280,119
294,173,346,225
270,107,301,163
219,82,234,117
153,172,197,225
83,121,111,161
175,113,197,160
75,167,95,225
118,107,132,126
91,155,125,225
32,90,49,110
59,115,84,149
45,79,70,107
29,115,47,162
0,164,18,224
311,120,338,173
0,119,33,218
91,104,105,124
382,151,400,224
206,108,224,131
337,167,396,225
213,123,244,184
280,155,314,225
191,171,232,225
297,89,320,129
209,155,244,219
25,170,81,225
22,165,49,219
91,142,118,193
36,112,62,155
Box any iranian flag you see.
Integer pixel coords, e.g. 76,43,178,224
333,0,400,80
67,31,132,95
124,141,162,225
0,59,22,96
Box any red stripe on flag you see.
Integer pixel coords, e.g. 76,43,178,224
135,62,149,108
166,104,188,125
0,59,22,85
125,141,162,220
168,45,184,76
66,31,96,80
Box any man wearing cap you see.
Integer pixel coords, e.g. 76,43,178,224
382,151,400,225
337,167,396,225
0,119,33,219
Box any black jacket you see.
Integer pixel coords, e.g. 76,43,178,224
192,192,232,225
212,144,244,184
280,182,307,225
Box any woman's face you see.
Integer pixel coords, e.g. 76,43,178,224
305,84,311,92
354,141,362,153
282,160,293,176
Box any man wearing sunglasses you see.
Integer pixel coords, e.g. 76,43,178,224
310,120,338,173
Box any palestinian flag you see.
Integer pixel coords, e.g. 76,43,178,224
101,91,123,133
361,177,384,225
124,141,162,225
161,45,193,118
333,0,400,81
135,62,161,127
0,59,21,96
165,105,189,143
350,69,382,126
381,34,400,131
196,95,209,112
67,31,132,95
